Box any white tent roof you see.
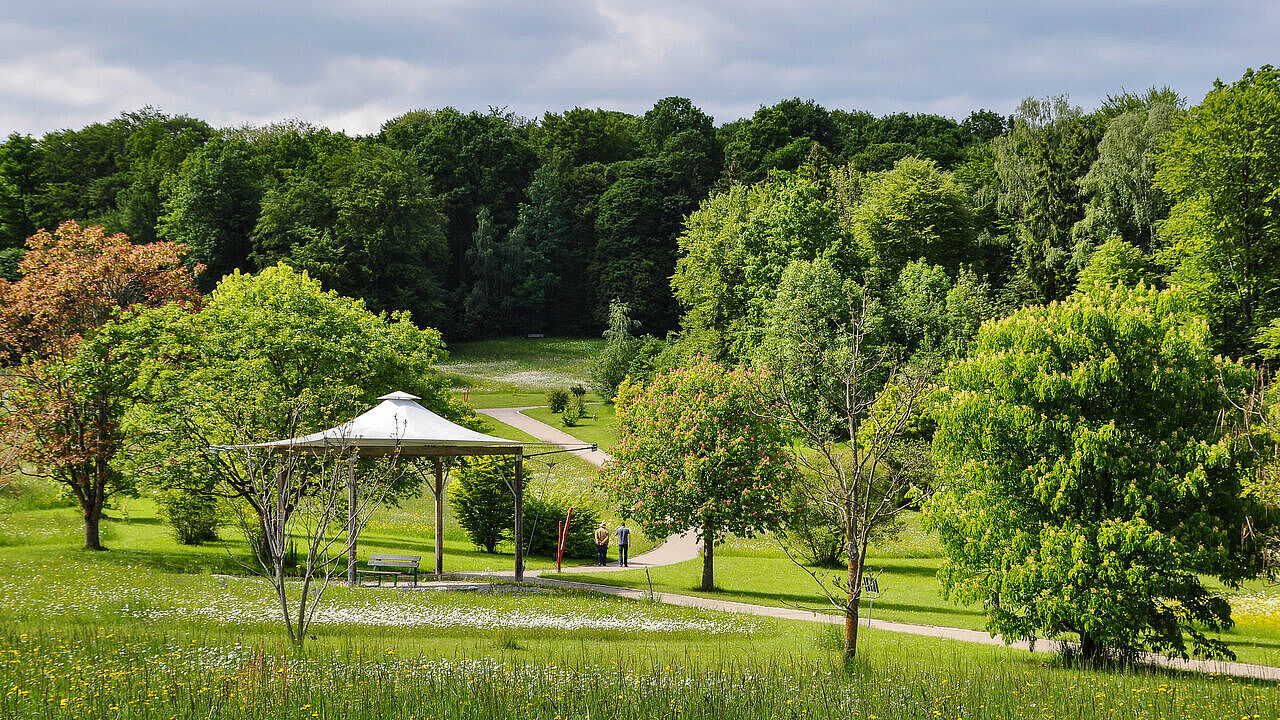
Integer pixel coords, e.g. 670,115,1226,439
218,391,523,457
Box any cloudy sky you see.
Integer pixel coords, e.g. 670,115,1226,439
2,1,1277,135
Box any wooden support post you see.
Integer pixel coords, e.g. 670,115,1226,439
347,458,358,588
433,458,445,578
513,449,524,583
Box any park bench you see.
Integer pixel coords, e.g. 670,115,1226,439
862,570,883,622
358,554,421,587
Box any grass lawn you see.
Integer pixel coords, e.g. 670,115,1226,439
3,508,1279,720
522,402,619,450
439,337,604,393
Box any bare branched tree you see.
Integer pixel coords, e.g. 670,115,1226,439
219,407,403,648
1225,364,1280,574
755,259,932,660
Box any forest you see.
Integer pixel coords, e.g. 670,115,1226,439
1,67,1278,363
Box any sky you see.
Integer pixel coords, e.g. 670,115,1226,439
2,1,1278,136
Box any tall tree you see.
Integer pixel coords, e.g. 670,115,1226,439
723,98,838,183
600,358,796,590
754,257,931,660
0,133,39,273
0,221,200,549
159,135,266,289
1154,65,1280,356
929,285,1260,661
852,156,976,290
506,166,571,333
994,96,1100,301
1072,101,1178,267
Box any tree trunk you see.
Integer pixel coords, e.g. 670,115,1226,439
1079,633,1101,664
347,462,358,587
701,524,714,591
83,506,104,551
844,526,863,659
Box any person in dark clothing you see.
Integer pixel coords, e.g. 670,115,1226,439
614,522,631,567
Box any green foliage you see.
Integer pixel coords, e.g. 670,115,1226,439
546,389,570,413
560,403,583,427
1155,65,1280,356
157,488,221,545
928,284,1261,660
1072,101,1177,262
994,96,1100,300
673,167,849,362
1074,236,1153,295
522,492,600,559
852,157,976,290
449,457,515,553
122,264,462,508
590,300,662,402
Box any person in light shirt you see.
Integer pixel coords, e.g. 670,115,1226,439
593,522,610,565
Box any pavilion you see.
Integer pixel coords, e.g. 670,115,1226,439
221,391,556,583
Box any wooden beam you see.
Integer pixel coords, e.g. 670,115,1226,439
513,449,524,583
347,458,358,587
432,458,444,578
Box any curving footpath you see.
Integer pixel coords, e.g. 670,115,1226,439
478,406,1280,682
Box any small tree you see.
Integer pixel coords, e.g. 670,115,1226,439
450,456,515,553
600,357,796,590
546,389,570,413
929,284,1260,661
0,221,199,550
591,299,641,401
223,414,402,649
754,258,932,660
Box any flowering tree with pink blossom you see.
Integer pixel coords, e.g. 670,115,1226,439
599,357,797,590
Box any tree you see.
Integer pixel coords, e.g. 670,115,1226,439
122,264,463,540
600,357,796,590
723,98,838,183
159,135,265,289
224,403,403,648
994,96,1100,301
673,167,847,363
928,285,1260,661
1154,65,1280,356
506,166,571,333
852,157,976,291
1072,101,1177,265
0,221,200,549
1074,236,1153,295
591,299,643,402
753,257,931,660
449,456,516,553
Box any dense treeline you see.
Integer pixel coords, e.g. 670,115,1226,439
0,99,1001,340
2,67,1277,358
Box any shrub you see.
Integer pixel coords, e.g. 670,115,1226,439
569,384,587,400
158,488,221,545
449,457,515,553
561,403,583,426
522,493,600,559
546,388,570,413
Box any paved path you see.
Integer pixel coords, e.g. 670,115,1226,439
477,406,702,571
478,406,613,466
475,405,1280,682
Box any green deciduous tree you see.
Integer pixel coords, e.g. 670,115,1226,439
600,358,796,590
928,285,1260,661
122,264,463,534
1154,65,1280,356
852,157,976,290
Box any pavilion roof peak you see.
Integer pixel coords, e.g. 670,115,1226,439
378,390,421,401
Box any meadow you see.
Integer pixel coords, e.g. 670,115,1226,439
4,338,1280,719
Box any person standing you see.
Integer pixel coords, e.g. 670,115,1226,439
594,522,610,565
614,522,631,567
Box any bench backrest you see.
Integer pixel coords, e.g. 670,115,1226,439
368,554,421,569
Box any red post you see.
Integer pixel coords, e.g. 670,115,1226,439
556,507,574,571
556,521,564,573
